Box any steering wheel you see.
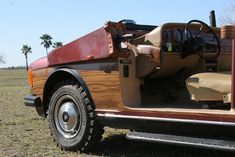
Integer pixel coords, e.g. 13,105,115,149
182,19,221,59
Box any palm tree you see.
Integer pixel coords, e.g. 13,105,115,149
40,34,53,55
21,45,32,71
53,41,63,48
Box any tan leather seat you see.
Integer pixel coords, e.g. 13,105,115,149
186,72,231,103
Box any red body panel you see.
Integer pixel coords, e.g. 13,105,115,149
48,27,111,66
30,57,48,70
232,27,235,110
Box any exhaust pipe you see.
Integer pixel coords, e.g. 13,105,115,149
209,10,216,27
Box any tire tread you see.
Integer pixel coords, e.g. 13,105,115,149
48,80,104,152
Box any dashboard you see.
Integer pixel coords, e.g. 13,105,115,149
161,28,198,52
129,23,220,54
159,23,220,52
162,29,195,43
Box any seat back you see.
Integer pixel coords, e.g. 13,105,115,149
186,72,231,103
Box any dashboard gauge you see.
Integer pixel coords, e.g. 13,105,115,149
168,30,174,41
162,30,168,41
185,29,192,39
173,29,182,42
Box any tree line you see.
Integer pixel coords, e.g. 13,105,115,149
21,34,63,70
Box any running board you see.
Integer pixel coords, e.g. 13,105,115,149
126,132,235,151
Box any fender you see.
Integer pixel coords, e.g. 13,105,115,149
42,68,95,117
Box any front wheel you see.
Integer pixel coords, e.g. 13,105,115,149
48,81,104,152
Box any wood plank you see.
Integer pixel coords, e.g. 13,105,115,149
79,70,123,109
32,68,51,100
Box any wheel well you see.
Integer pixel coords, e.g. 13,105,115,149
43,70,78,116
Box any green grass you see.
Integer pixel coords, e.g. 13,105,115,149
0,70,80,156
0,69,233,156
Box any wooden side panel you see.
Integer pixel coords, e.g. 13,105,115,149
32,68,51,100
79,70,123,109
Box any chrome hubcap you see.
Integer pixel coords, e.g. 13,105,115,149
55,100,81,138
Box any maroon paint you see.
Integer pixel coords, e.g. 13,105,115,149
47,27,111,66
29,57,48,70
232,26,235,111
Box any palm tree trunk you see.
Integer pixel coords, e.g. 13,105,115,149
25,54,28,71
46,48,48,56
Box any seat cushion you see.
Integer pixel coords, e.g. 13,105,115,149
186,72,231,102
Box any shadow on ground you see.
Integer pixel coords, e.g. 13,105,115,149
88,134,235,157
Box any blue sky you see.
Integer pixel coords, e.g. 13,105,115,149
0,0,234,67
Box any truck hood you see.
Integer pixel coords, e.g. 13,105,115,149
29,57,49,70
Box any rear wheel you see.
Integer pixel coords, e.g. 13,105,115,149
48,80,104,152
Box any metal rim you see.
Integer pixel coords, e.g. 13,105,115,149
54,95,82,139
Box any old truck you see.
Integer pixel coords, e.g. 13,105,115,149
24,12,235,152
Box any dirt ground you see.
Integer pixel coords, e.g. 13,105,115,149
0,69,234,156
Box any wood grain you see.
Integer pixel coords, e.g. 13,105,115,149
30,67,235,124
79,70,123,109
32,68,51,100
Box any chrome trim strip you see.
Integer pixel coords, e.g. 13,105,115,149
97,113,235,126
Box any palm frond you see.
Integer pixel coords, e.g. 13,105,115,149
40,34,53,54
53,41,63,48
